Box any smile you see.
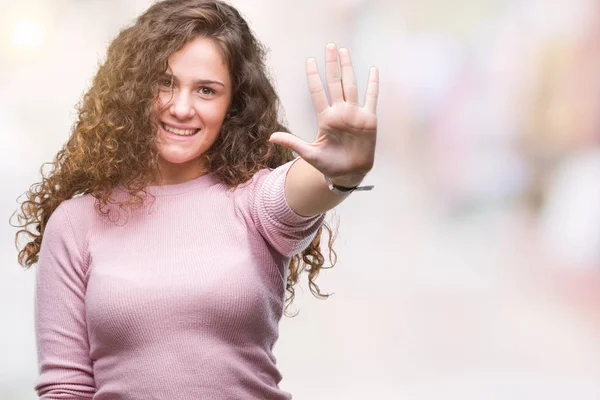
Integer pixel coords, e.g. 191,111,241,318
161,122,200,136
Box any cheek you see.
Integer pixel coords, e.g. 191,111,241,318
155,93,171,112
200,100,230,125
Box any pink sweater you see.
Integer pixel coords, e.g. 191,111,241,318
34,159,325,399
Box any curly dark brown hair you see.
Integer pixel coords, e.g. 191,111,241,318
12,0,337,315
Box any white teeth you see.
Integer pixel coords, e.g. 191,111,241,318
163,123,199,136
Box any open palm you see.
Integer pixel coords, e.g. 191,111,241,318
270,43,379,185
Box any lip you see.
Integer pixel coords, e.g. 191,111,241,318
161,121,200,130
159,122,200,141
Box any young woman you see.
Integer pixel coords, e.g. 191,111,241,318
14,0,378,398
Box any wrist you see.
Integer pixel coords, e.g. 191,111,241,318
324,174,374,195
329,174,366,189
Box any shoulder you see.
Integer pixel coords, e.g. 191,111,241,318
231,161,290,207
232,158,303,222
53,193,97,227
235,158,300,195
236,167,274,192
229,163,283,223
45,194,97,259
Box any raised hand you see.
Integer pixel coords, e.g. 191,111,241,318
269,43,379,187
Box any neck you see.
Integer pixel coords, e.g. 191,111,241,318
153,157,208,185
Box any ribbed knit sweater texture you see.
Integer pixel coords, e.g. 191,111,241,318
34,159,325,399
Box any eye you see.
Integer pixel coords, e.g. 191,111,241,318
159,77,173,89
198,87,216,96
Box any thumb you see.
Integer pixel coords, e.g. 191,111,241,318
269,132,314,160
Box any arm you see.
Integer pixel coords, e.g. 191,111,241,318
269,44,379,217
34,205,96,399
235,159,325,258
283,157,360,217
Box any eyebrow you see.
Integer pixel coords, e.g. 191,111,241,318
163,72,226,87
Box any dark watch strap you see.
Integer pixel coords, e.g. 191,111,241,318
324,176,374,195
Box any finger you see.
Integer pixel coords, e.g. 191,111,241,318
325,43,344,104
269,132,315,160
363,67,379,114
339,48,358,105
306,58,329,115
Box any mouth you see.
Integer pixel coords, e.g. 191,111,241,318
161,122,200,137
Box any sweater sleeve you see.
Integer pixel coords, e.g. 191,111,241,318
235,157,326,258
34,203,96,399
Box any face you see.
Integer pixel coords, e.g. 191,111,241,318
153,36,232,184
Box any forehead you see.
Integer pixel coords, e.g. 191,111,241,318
167,37,230,83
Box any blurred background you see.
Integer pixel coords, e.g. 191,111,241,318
2,0,599,399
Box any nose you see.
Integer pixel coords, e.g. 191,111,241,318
169,91,195,120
